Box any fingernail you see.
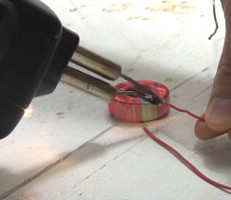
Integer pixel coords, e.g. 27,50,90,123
206,97,231,127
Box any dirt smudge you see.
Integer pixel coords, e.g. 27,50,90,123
145,1,196,15
103,3,136,13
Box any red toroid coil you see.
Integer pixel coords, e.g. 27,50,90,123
108,80,170,122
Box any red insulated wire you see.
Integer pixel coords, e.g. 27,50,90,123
143,127,231,191
164,102,205,121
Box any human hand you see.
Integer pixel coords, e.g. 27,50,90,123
195,0,231,140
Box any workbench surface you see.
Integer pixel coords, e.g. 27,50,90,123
1,0,231,199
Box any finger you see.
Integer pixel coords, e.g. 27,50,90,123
205,11,231,132
220,0,231,19
194,118,225,140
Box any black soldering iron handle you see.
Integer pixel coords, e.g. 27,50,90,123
0,0,79,139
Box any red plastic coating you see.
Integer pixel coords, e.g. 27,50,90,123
108,81,170,122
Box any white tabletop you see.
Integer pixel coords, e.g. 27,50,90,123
1,0,231,199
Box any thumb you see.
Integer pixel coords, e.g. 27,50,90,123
195,0,231,139
205,29,231,132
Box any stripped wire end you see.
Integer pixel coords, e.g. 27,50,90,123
208,0,218,40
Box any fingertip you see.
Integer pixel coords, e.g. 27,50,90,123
194,120,209,140
194,119,225,140
194,114,208,140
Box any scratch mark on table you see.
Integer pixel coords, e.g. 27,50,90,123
79,136,146,184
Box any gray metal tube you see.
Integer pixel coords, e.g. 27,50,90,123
61,66,117,102
70,46,121,81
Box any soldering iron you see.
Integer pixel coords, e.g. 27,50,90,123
0,0,162,139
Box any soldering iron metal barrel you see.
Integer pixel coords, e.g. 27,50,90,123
71,46,121,81
61,67,117,102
